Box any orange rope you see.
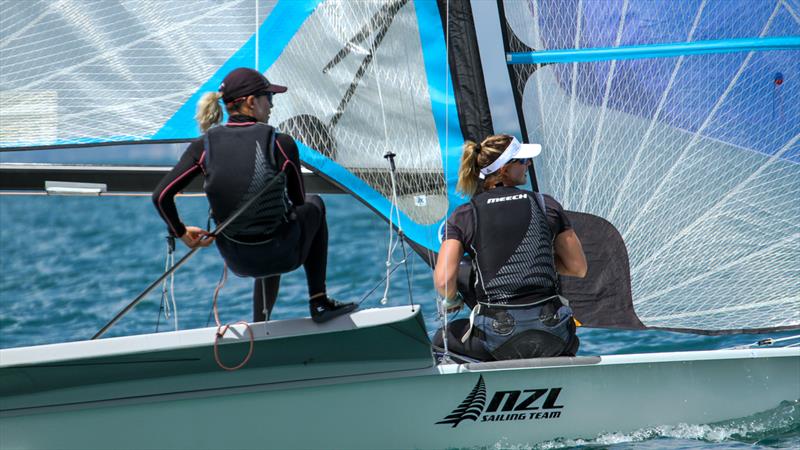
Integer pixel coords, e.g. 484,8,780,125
212,263,255,371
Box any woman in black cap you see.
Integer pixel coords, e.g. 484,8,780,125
432,134,586,361
153,67,356,324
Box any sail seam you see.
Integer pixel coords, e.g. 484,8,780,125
606,0,708,223
781,0,800,23
564,0,582,203
579,0,629,212
630,132,800,279
634,231,800,305
11,1,245,90
0,5,50,49
531,0,547,194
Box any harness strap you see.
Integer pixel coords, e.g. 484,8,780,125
533,192,546,216
476,295,567,309
460,295,570,343
461,303,481,343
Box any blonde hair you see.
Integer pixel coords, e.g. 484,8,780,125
196,92,224,133
456,134,513,197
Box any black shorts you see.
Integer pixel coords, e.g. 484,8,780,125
433,316,580,362
215,196,325,278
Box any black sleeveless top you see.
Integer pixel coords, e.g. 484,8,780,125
455,186,565,304
202,123,289,238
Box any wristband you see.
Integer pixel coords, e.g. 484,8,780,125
441,292,464,310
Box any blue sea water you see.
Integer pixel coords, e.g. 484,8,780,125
0,194,798,449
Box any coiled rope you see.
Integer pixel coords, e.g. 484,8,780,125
210,263,254,371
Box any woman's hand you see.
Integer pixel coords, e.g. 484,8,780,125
441,294,464,314
180,226,215,249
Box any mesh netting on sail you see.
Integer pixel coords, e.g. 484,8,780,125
498,0,799,334
2,0,798,337
0,0,461,336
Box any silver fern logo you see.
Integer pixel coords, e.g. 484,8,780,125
436,376,565,427
435,375,487,427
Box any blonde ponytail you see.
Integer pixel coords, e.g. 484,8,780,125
456,135,512,197
457,140,481,196
196,92,223,133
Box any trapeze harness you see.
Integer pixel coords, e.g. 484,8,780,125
202,123,289,242
463,186,575,360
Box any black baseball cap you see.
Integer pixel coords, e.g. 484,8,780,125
218,68,287,104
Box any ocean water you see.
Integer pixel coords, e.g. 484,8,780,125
1,194,798,449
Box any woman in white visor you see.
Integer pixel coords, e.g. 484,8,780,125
433,134,587,362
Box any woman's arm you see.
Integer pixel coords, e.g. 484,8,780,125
434,239,464,300
152,140,204,238
554,229,587,278
275,134,305,205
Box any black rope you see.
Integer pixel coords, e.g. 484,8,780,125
357,263,405,306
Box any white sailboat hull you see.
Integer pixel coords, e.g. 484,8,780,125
1,307,798,449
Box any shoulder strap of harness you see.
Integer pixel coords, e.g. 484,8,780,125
468,199,488,299
264,125,277,167
259,123,277,167
533,191,561,295
534,191,546,216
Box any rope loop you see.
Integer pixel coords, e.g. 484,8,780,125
213,321,255,371
211,263,254,371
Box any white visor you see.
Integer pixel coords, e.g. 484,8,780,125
478,137,542,179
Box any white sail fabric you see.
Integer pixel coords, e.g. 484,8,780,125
503,0,800,332
0,0,462,253
0,0,277,147
265,0,449,226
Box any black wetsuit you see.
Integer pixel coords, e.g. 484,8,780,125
434,186,579,361
152,115,328,320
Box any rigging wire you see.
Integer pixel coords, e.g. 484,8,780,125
355,152,415,310
169,244,178,330
156,235,178,332
357,262,405,306
439,0,453,364
381,151,405,306
400,236,414,310
370,32,415,311
372,41,407,309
